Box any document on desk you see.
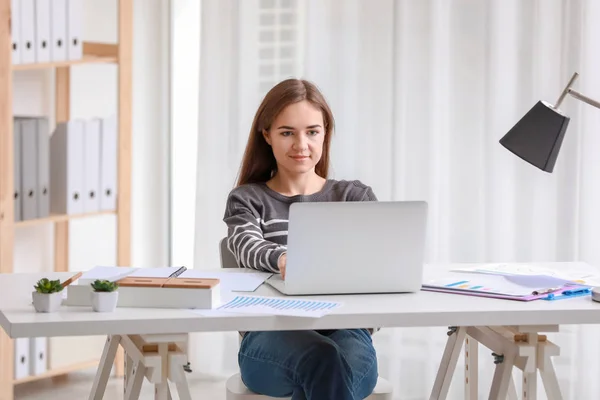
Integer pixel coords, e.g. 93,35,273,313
213,295,342,318
422,270,590,300
178,270,272,292
78,266,137,283
450,262,600,287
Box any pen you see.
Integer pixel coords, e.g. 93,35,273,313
532,287,562,295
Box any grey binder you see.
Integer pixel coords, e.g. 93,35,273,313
36,118,50,218
13,119,22,221
20,119,38,220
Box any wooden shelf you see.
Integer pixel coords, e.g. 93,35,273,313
12,42,118,71
13,359,99,385
14,210,116,228
12,54,117,71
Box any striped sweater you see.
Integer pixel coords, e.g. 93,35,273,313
223,179,377,273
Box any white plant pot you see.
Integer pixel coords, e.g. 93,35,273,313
91,291,119,312
32,291,63,313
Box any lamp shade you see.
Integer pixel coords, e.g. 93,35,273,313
499,101,570,173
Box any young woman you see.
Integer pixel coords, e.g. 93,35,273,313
223,78,379,400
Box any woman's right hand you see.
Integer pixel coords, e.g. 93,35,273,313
278,253,287,280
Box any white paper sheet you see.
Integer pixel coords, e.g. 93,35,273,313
179,270,272,292
450,262,600,287
78,266,136,283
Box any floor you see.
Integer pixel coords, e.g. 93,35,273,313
14,368,227,399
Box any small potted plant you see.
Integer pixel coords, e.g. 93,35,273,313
90,280,119,312
32,278,64,313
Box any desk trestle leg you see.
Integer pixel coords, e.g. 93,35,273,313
88,333,192,400
464,335,478,400
89,335,122,400
429,326,467,400
430,326,563,400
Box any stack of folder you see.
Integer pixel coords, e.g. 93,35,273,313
11,0,83,65
422,269,592,301
13,115,117,221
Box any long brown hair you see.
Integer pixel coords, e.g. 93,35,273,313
236,79,335,187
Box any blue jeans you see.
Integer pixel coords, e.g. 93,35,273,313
238,329,378,400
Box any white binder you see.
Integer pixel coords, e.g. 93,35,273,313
50,120,85,215
13,119,22,221
14,338,30,380
20,119,38,220
29,337,47,375
20,0,36,63
34,0,51,63
66,0,83,60
83,118,101,212
11,0,22,64
50,0,67,61
100,115,117,211
37,117,50,218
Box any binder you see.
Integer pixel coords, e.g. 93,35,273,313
29,337,47,375
20,0,36,63
34,0,51,63
50,120,85,215
20,119,39,220
100,115,117,211
11,0,21,64
14,338,29,380
13,119,22,221
50,0,67,61
83,118,101,213
66,0,83,60
37,117,50,218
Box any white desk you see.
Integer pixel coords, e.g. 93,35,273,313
2,270,600,399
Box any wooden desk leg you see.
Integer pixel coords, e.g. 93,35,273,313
429,326,467,400
119,334,190,400
124,351,134,397
154,343,170,400
88,335,122,400
488,351,516,399
538,340,562,400
464,335,478,400
522,333,538,400
124,361,146,400
167,351,192,400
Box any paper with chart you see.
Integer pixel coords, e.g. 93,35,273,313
214,295,342,317
450,262,600,287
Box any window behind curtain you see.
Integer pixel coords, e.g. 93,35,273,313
257,0,304,94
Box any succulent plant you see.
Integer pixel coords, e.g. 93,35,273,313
91,279,119,292
34,278,64,294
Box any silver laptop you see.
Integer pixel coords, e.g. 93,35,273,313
266,201,428,295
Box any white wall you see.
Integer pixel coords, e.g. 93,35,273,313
12,0,169,365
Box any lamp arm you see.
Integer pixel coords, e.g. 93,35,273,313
568,88,600,110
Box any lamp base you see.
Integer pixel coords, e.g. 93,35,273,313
591,287,600,303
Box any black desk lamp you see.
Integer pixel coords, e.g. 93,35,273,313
499,72,600,173
499,72,600,302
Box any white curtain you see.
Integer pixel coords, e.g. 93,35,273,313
193,0,600,398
